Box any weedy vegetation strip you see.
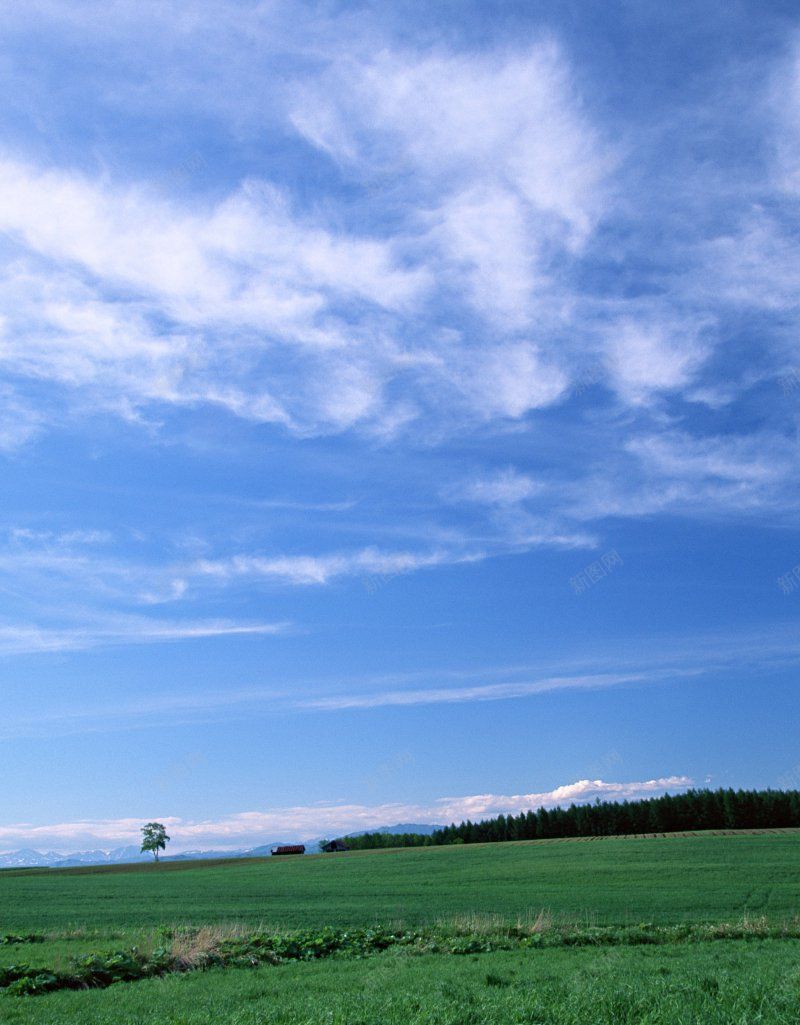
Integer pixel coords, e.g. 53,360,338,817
3,918,799,997
1,935,45,946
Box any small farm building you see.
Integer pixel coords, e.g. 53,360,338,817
270,844,306,856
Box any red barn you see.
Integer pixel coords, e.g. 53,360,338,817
270,844,306,856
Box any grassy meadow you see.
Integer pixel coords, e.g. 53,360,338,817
5,940,800,1025
2,830,799,1022
2,830,799,932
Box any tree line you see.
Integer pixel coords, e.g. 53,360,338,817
340,788,800,850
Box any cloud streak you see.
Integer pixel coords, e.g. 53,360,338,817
297,670,683,711
0,615,288,656
0,524,594,656
7,619,799,740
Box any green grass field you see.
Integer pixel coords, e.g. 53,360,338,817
3,830,799,932
2,831,799,1022
5,940,800,1025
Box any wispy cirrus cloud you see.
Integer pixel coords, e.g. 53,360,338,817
0,4,795,537
450,469,543,506
771,37,800,195
290,42,614,240
297,671,669,712
0,664,670,742
603,316,713,406
0,615,288,657
0,3,795,443
0,519,596,645
0,384,42,450
0,158,424,318
0,23,622,445
0,4,797,677
191,546,485,587
0,161,430,437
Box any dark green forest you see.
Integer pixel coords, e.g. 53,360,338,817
340,788,800,850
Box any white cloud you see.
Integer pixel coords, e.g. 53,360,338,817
291,44,612,239
457,469,542,506
3,620,799,741
433,185,544,327
291,41,615,355
299,674,633,710
0,520,599,659
771,40,800,194
0,530,483,609
702,211,800,314
0,668,632,742
0,384,41,449
193,546,483,587
562,427,800,526
431,777,693,825
456,341,568,420
6,24,777,463
0,7,794,437
627,431,792,487
0,149,579,438
8,527,112,547
604,317,712,404
297,668,700,712
0,162,424,320
0,616,288,656
0,776,692,851
184,524,596,596
0,8,796,567
0,159,429,435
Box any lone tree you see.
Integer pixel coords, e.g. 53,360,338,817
140,822,170,862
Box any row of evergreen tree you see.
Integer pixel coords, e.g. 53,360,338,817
341,788,800,850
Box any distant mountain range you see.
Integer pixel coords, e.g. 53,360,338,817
0,823,443,869
0,843,308,869
345,823,443,838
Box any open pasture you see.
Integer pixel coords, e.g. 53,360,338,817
2,830,799,933
2,832,799,1022
3,938,800,1025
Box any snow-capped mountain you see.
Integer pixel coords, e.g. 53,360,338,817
0,823,444,869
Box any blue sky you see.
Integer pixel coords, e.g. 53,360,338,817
0,0,799,852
